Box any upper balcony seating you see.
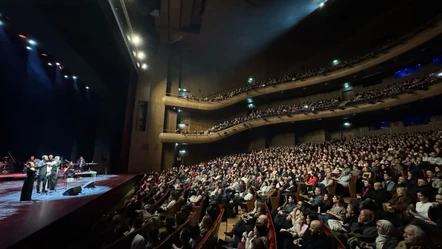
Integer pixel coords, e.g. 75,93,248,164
162,17,442,111
159,70,442,143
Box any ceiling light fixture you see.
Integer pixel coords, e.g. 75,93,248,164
137,52,145,60
132,35,141,45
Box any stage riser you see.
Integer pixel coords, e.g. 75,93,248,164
9,174,143,249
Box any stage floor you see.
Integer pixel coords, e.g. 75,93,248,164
0,174,134,248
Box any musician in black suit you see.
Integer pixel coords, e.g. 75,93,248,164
77,156,85,171
20,161,36,201
36,155,48,193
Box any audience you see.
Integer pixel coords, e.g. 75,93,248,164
96,127,442,249
174,69,442,135
178,32,417,103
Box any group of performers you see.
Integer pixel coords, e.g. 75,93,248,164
20,155,88,201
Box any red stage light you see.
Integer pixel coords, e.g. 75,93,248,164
42,53,47,57
18,34,26,39
59,66,63,70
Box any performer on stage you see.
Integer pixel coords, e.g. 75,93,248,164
20,161,36,201
36,155,49,193
48,156,61,190
77,156,85,171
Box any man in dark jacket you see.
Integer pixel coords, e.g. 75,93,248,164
363,182,391,210
288,220,331,249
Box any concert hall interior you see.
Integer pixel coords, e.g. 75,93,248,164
2,0,442,249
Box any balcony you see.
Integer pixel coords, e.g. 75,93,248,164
162,19,442,110
159,80,442,143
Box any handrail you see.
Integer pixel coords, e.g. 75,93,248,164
159,81,442,144
162,18,442,110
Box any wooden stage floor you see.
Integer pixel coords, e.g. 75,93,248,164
0,174,134,249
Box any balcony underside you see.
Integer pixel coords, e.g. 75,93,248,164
162,19,442,111
159,81,442,143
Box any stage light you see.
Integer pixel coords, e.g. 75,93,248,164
64,75,69,79
141,63,148,70
48,63,53,66
131,35,141,45
133,51,136,56
85,86,90,90
19,34,26,39
137,51,145,60
55,62,60,66
0,20,3,26
42,53,47,56
319,2,325,7
248,77,253,83
72,76,77,79
26,46,31,50
332,59,339,66
137,62,140,68
28,40,36,45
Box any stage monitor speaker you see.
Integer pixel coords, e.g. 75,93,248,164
84,181,95,188
63,186,82,196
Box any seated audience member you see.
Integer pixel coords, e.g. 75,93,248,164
410,193,442,237
233,187,255,214
396,176,408,189
379,187,412,225
416,178,434,196
131,234,146,249
145,227,160,249
318,193,334,214
318,195,346,225
259,182,277,203
395,225,427,249
159,216,175,240
280,211,309,237
304,187,324,210
382,173,396,192
283,179,297,197
189,224,202,249
359,220,399,249
313,173,333,194
328,204,358,232
287,220,331,249
426,169,442,189
188,190,203,204
172,227,192,249
362,182,391,211
250,236,270,249
273,195,296,230
302,172,318,194
408,190,433,221
225,202,266,247
335,168,352,195
347,209,377,248
242,222,270,249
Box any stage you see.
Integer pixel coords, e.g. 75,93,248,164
0,174,136,249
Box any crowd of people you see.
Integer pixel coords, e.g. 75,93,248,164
93,129,442,249
347,73,439,105
178,36,405,103
203,70,441,134
208,98,340,133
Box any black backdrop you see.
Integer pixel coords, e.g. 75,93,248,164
0,27,99,164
